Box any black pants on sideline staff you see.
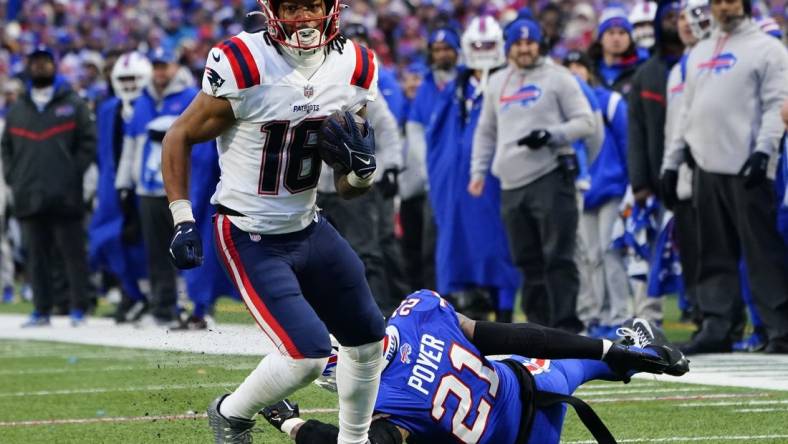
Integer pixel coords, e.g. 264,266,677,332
694,169,788,347
318,188,406,316
501,168,582,333
139,196,178,321
21,214,90,315
673,199,700,322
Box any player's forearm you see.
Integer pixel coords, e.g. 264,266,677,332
472,321,606,360
161,127,193,203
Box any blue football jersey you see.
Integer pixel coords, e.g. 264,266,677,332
374,290,523,444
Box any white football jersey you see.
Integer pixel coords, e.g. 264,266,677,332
202,32,378,234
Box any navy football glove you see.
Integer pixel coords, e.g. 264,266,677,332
739,151,769,189
517,129,552,150
319,111,377,178
169,222,203,270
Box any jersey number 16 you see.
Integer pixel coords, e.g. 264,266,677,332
258,118,324,195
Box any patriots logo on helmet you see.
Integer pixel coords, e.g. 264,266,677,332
204,67,225,96
500,84,542,109
697,53,737,75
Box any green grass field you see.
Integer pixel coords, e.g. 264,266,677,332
1,297,785,443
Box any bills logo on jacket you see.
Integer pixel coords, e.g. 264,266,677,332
698,53,737,75
500,84,542,109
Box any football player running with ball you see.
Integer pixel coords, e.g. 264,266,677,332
161,1,386,443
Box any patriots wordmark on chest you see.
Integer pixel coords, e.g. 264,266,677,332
304,85,314,98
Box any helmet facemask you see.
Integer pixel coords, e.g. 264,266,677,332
258,0,341,52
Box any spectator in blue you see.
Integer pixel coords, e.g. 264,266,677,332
115,47,233,328
565,50,632,339
89,50,151,323
588,6,646,97
425,16,521,322
404,27,461,291
398,62,433,291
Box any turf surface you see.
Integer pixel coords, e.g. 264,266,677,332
1,297,782,443
2,338,788,444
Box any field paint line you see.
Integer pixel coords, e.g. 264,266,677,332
587,392,770,403
578,382,660,390
0,363,257,376
579,387,710,396
564,435,788,443
0,382,242,397
677,399,788,407
0,408,339,428
734,407,788,413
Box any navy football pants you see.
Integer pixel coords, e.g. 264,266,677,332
213,214,385,358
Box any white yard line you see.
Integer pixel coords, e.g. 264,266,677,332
0,363,257,376
0,382,241,397
578,387,710,396
0,408,339,427
677,399,788,407
587,392,770,403
564,435,788,443
734,407,788,413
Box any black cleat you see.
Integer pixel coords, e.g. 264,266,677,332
207,394,257,444
617,318,690,377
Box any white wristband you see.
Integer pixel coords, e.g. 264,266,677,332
281,418,305,438
169,199,195,226
347,170,375,188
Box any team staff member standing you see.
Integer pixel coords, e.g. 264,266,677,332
666,0,788,354
1,46,95,326
469,19,595,333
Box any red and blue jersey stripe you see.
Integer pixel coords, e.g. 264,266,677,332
352,43,375,90
218,37,261,89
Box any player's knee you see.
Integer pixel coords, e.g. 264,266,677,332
340,339,384,365
286,356,329,385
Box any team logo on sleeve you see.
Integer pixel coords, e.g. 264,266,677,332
204,67,225,95
698,53,737,75
500,84,542,109
400,343,413,364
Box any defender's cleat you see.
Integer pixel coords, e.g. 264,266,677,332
207,394,257,444
260,399,300,432
617,318,690,377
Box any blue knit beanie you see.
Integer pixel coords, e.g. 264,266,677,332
504,19,542,54
428,28,461,52
597,8,633,39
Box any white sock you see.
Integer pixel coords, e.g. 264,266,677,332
336,340,384,444
220,353,327,420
